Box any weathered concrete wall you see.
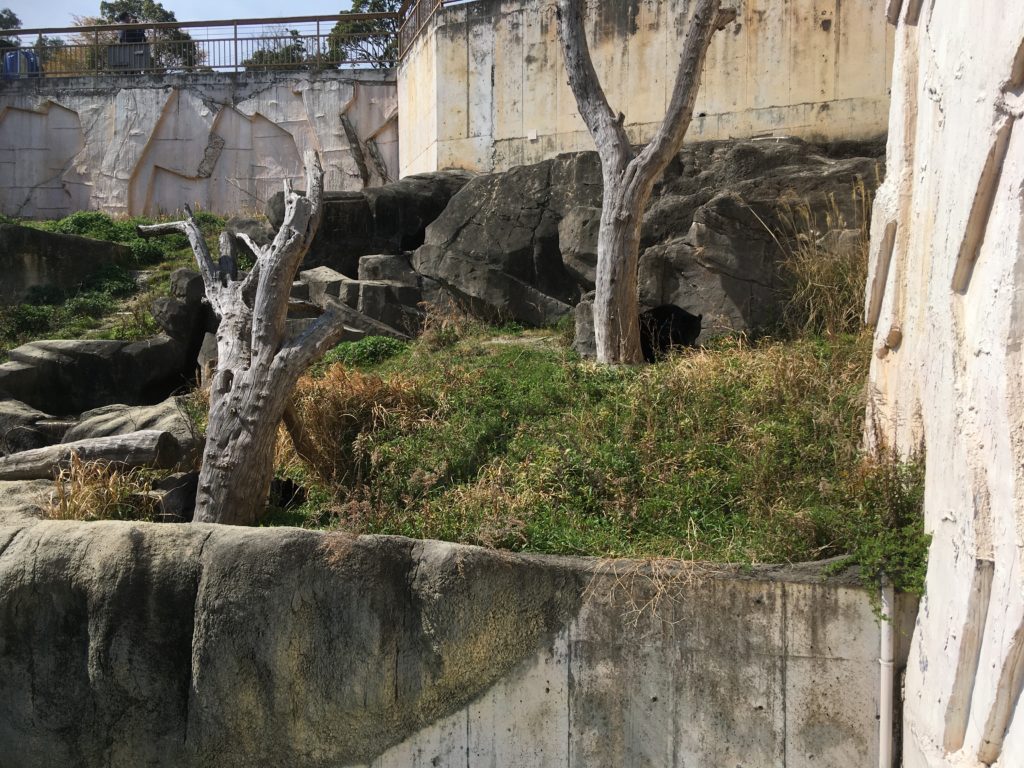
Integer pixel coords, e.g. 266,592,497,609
0,224,133,306
0,482,916,767
398,0,894,176
864,3,1024,767
0,70,398,219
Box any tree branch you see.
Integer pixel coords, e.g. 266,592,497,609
235,232,268,260
633,0,735,183
272,307,348,379
250,152,324,368
556,0,633,168
137,207,222,314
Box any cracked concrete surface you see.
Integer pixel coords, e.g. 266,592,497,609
0,71,398,218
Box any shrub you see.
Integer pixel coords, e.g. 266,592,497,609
282,366,433,485
832,447,930,600
417,299,488,350
319,335,408,371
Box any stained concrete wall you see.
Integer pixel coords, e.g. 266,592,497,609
0,481,916,767
0,70,398,219
397,0,894,176
864,3,1024,767
0,224,133,306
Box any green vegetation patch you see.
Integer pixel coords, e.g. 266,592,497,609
1,210,224,358
280,329,929,597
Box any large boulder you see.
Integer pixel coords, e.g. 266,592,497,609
413,153,601,326
62,397,203,468
150,269,216,377
269,171,474,277
0,399,53,456
0,337,191,415
414,138,883,334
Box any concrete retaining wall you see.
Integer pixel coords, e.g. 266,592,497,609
397,0,894,176
0,70,398,219
865,3,1024,767
0,224,133,306
0,482,916,767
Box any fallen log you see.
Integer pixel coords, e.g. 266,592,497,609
0,430,180,481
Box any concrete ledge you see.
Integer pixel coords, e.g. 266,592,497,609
0,488,917,767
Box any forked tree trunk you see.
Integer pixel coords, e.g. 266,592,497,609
139,152,349,525
556,0,736,364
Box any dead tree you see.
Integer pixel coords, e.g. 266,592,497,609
139,152,346,525
556,0,736,364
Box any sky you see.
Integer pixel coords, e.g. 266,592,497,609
11,1,357,31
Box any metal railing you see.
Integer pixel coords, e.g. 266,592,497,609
2,14,401,78
398,0,459,58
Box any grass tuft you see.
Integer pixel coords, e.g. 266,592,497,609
48,453,158,522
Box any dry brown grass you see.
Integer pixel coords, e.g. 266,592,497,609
581,557,727,627
48,453,158,522
279,365,433,486
759,179,873,336
417,297,488,350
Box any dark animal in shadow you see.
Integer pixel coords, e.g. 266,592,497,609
639,305,702,363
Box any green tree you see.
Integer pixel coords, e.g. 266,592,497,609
327,0,400,69
242,28,308,71
99,0,200,70
0,8,21,49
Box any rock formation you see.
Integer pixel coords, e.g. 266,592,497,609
412,138,881,343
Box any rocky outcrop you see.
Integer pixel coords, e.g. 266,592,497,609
270,170,474,278
0,400,53,457
0,337,190,415
413,139,882,335
413,154,600,326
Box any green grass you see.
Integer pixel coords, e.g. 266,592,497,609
279,328,929,596
0,210,224,359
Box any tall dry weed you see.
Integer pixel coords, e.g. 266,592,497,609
48,453,157,522
761,179,873,336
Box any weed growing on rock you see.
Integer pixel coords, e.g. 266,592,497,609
829,447,929,601
768,180,873,337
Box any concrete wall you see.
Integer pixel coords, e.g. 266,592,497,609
864,3,1024,767
0,481,916,767
398,0,894,176
0,224,133,306
0,70,398,219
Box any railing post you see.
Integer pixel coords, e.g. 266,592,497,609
316,20,321,71
94,29,100,75
233,22,238,73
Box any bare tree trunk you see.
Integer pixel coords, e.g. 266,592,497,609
556,0,736,364
139,152,349,525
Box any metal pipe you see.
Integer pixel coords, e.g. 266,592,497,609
879,583,896,768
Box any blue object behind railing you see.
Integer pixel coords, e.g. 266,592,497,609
2,50,41,80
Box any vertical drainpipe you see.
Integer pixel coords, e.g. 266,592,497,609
879,583,896,768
